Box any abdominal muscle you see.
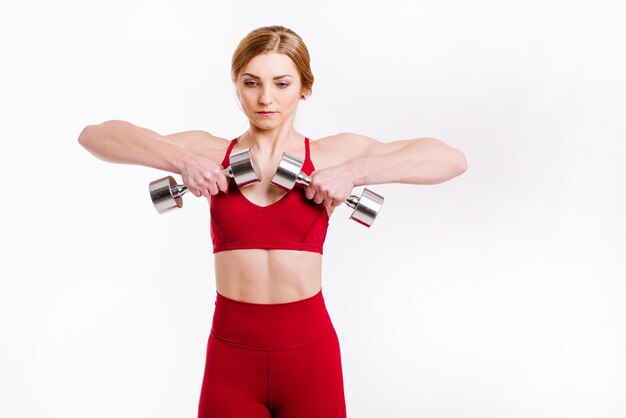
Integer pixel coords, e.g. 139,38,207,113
214,249,323,304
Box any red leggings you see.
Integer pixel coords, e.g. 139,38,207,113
198,288,347,418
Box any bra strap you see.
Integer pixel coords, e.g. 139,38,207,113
303,137,315,172
221,137,239,168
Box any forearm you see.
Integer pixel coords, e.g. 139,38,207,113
77,120,187,174
348,138,468,186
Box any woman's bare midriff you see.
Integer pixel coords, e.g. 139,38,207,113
214,249,323,304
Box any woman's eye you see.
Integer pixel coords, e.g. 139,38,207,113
243,81,290,88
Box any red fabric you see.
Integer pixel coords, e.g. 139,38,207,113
198,289,347,417
210,136,329,254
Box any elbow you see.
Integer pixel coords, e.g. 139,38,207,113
426,138,468,177
78,121,113,152
440,148,467,181
454,149,468,175
78,124,96,149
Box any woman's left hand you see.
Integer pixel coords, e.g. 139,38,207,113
304,165,355,209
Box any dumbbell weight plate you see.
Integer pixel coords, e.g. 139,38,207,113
348,188,384,227
149,176,183,214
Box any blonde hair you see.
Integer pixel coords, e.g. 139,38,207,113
231,25,314,100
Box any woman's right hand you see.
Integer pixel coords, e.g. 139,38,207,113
179,151,229,198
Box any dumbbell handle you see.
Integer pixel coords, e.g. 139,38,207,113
170,166,234,198
150,148,261,215
295,172,361,209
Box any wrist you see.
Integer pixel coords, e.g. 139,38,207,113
346,158,365,187
169,143,193,175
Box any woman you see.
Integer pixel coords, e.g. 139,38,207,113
78,25,467,418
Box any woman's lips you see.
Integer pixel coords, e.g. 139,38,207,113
257,111,276,116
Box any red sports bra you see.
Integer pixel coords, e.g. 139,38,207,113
210,136,330,254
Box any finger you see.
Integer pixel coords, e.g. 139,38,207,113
187,183,202,197
327,197,340,209
327,193,342,207
305,186,315,200
208,183,219,195
217,175,229,193
313,192,324,205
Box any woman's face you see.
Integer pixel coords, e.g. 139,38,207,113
236,52,305,128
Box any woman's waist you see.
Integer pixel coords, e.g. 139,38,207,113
210,287,335,351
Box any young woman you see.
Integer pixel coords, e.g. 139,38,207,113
78,25,467,418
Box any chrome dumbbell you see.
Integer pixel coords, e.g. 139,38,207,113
149,148,261,214
271,153,384,227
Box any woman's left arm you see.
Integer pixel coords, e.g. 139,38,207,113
339,132,467,186
306,132,468,207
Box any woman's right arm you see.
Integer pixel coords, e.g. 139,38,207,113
77,120,228,196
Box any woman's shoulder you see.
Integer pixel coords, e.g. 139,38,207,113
309,132,367,168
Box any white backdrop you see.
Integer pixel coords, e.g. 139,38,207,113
1,1,625,417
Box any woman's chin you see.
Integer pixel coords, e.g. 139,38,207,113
251,119,280,129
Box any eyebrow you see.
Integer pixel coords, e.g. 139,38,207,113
242,73,294,80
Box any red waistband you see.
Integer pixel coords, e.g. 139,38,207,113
210,289,335,351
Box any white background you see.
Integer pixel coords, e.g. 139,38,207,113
1,1,625,417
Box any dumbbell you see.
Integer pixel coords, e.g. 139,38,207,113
149,148,261,214
271,153,384,227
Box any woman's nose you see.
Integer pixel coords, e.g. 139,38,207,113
259,87,273,104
